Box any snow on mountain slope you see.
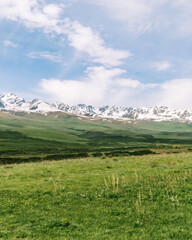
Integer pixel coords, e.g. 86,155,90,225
0,93,29,111
29,99,58,112
0,93,58,113
1,93,192,122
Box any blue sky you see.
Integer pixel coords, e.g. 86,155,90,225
1,0,192,108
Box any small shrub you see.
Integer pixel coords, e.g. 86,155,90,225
113,158,118,162
106,165,112,169
92,152,102,157
131,149,154,156
101,154,107,159
150,161,159,168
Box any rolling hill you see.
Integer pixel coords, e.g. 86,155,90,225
0,110,192,164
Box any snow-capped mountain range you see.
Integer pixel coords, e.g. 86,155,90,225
1,93,192,122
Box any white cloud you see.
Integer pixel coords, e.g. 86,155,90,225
38,66,159,106
83,0,192,35
0,0,130,67
157,79,192,108
84,0,155,33
152,61,172,71
43,4,64,19
39,66,128,105
39,67,192,108
28,51,63,63
63,19,131,67
115,78,141,88
3,40,18,48
0,0,64,33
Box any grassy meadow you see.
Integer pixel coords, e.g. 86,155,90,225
0,153,192,239
0,112,192,239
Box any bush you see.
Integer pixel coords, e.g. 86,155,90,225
92,152,103,157
130,149,154,156
43,152,89,161
101,154,107,159
0,157,42,165
150,161,159,168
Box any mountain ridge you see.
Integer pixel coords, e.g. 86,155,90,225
1,93,192,122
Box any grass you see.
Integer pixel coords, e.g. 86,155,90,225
0,152,192,239
1,112,192,163
0,112,192,238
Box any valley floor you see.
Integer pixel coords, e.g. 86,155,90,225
0,153,192,239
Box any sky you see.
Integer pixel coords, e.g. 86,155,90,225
1,0,192,108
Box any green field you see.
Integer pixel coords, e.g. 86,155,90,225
0,112,192,239
1,111,192,164
0,153,192,239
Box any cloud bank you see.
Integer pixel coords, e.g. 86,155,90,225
39,67,192,109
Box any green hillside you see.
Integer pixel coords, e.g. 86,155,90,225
0,112,192,163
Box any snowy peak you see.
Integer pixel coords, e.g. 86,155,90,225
1,93,192,122
29,99,58,112
0,93,25,105
0,93,58,113
0,93,27,111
